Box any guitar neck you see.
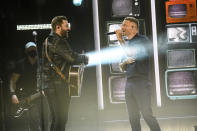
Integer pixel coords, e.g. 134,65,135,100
20,92,41,105
29,92,41,102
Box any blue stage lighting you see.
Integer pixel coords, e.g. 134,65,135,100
73,0,83,6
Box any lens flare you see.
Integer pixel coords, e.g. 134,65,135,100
85,44,147,67
86,46,125,67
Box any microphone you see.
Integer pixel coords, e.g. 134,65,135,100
32,31,37,43
32,31,37,36
106,32,116,35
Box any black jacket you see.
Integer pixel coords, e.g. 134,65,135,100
42,32,88,85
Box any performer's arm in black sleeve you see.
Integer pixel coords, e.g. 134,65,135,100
55,39,88,65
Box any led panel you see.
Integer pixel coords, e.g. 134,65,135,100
167,49,196,68
165,68,197,100
108,75,126,103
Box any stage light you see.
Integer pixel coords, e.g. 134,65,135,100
85,42,149,67
73,0,83,6
16,23,71,30
151,0,161,107
17,24,51,30
86,46,126,67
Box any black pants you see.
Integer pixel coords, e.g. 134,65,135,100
28,100,42,131
44,82,70,131
125,80,161,131
9,99,41,131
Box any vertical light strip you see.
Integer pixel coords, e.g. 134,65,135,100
150,0,162,107
92,0,104,110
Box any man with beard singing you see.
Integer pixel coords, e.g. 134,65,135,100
42,16,89,131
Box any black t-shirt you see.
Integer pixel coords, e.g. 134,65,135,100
124,34,153,86
14,57,37,98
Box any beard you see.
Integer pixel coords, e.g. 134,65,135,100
60,29,69,38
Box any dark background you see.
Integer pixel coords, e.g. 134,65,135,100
1,0,197,131
0,0,95,130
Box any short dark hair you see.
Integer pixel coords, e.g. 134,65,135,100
51,16,68,32
124,17,139,28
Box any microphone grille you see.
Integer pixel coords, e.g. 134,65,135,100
32,31,37,36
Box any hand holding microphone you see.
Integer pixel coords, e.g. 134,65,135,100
115,29,125,44
107,29,125,44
